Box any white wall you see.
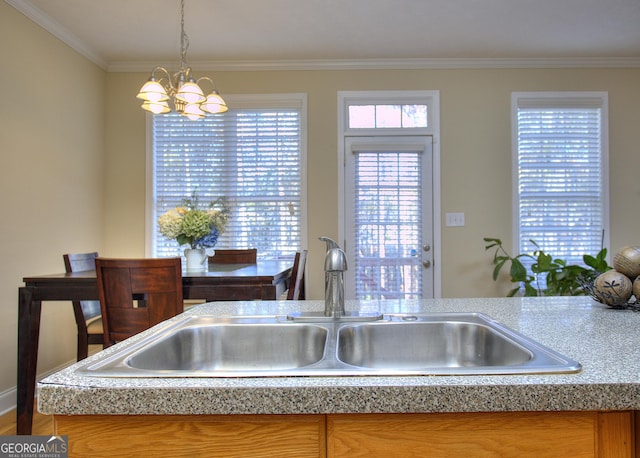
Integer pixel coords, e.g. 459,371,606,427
105,67,640,299
0,2,105,411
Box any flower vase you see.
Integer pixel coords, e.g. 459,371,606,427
184,248,209,272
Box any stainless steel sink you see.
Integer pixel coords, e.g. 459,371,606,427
76,313,581,377
334,314,581,375
338,319,533,370
128,322,328,371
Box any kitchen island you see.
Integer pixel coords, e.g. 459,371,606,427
38,297,640,457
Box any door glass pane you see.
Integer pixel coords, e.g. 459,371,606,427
354,151,422,299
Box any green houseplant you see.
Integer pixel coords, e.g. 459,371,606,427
484,237,610,297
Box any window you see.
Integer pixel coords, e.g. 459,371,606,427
348,104,428,129
148,94,307,260
512,92,609,269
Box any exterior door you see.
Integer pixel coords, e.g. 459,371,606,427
344,136,434,299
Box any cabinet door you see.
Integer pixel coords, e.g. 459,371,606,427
327,411,633,458
55,414,326,458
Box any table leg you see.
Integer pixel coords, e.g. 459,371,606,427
262,284,279,300
265,278,289,300
16,287,41,435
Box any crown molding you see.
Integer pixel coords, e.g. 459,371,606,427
109,57,640,73
8,0,640,73
6,0,108,70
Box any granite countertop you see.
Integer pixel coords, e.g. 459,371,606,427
38,297,640,416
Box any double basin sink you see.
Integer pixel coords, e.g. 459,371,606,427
77,312,581,377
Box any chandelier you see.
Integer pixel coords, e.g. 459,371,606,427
136,0,228,120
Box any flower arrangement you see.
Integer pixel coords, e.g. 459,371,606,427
158,192,230,249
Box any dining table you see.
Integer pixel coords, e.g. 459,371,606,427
16,259,293,435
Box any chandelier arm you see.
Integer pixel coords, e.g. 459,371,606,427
195,76,216,92
150,66,176,93
181,67,195,82
151,66,171,81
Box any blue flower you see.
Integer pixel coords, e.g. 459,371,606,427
195,229,219,248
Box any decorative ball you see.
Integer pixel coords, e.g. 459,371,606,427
593,270,633,305
633,276,640,301
613,246,640,280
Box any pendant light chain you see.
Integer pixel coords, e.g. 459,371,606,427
180,0,189,70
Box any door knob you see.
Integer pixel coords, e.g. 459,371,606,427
423,244,431,252
422,260,431,268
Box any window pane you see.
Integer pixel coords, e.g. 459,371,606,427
515,97,606,277
354,151,422,300
375,105,401,128
349,105,375,128
349,104,428,128
402,105,428,127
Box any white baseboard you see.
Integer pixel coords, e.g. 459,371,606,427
0,387,17,416
0,358,77,416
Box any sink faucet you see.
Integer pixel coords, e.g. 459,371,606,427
285,238,379,322
319,236,347,318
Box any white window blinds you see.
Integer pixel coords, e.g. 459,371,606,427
351,148,424,300
151,101,303,260
513,93,608,266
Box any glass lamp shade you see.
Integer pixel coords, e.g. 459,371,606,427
182,103,205,120
141,101,171,114
175,81,205,104
136,80,169,102
201,92,228,114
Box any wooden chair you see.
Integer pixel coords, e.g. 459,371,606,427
209,248,257,264
287,250,307,300
95,257,183,347
63,252,104,361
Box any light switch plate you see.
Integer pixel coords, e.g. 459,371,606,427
446,212,465,227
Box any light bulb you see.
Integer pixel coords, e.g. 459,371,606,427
175,81,205,104
182,103,205,120
136,80,169,102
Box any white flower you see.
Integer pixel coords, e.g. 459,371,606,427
158,208,183,239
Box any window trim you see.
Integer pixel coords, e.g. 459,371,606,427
145,93,308,257
511,91,610,261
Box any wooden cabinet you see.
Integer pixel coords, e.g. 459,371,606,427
54,411,634,458
327,411,634,458
54,414,326,458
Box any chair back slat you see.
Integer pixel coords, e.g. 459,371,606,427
64,252,98,273
107,308,152,343
63,252,104,360
287,250,307,300
64,252,101,320
210,249,257,264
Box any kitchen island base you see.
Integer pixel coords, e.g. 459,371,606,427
52,411,635,457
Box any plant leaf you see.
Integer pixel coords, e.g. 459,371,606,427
492,258,507,281
507,287,520,297
524,283,538,296
484,237,502,250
